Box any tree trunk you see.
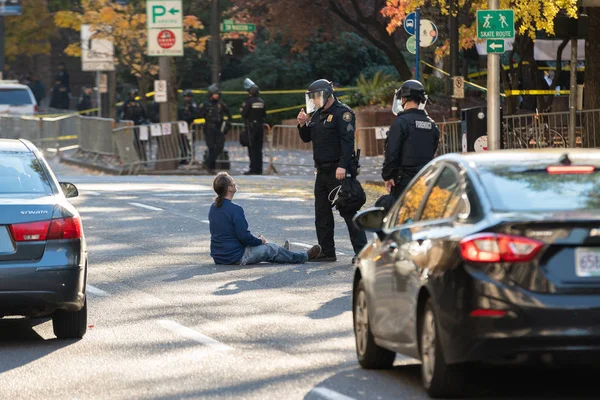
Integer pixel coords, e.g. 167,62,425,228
585,8,600,110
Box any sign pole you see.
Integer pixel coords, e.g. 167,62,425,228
0,16,4,79
211,0,221,84
96,71,102,117
487,0,501,150
450,0,460,119
569,38,577,148
415,8,421,81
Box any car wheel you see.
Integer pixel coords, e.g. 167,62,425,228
420,299,465,398
52,298,87,339
353,279,395,369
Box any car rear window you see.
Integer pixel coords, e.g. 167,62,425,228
479,167,600,211
0,89,33,105
0,151,53,195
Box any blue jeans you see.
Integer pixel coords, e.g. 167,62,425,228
240,243,308,265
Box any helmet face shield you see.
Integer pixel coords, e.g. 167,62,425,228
243,78,256,90
305,91,327,114
392,92,404,115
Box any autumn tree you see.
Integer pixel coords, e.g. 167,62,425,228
228,0,414,80
383,0,578,114
54,0,206,97
5,0,56,75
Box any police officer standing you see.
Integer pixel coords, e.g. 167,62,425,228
241,79,266,175
121,89,148,162
297,79,367,262
178,90,198,164
77,86,93,115
382,80,440,199
198,85,231,174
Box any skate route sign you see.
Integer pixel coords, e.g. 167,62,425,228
476,10,514,39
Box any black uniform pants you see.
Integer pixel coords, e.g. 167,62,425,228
315,168,368,257
390,172,416,200
204,127,224,170
247,125,264,174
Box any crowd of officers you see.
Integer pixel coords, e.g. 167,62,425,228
118,77,439,262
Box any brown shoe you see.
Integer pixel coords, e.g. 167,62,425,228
307,245,322,260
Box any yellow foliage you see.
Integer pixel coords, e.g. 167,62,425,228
5,0,56,61
55,1,206,78
384,0,579,45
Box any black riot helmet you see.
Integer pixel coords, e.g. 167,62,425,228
305,79,334,114
248,85,259,96
130,88,139,99
207,84,221,98
183,89,193,98
392,80,427,115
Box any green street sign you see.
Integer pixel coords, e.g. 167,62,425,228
487,39,505,53
477,9,514,39
221,22,256,33
406,35,416,55
147,0,182,29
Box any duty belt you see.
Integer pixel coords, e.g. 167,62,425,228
315,161,339,172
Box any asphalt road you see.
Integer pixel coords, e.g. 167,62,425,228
0,159,599,400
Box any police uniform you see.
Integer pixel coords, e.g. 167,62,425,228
178,98,198,163
198,97,231,171
242,95,266,175
382,108,440,199
50,83,70,110
77,92,92,114
122,94,148,161
299,97,367,260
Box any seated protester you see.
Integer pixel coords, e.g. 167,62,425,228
209,172,322,265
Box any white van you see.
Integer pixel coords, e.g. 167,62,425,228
0,81,38,115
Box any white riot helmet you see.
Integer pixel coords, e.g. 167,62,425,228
305,79,334,114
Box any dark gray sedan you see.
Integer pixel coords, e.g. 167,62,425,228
0,139,87,339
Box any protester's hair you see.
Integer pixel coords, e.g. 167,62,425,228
213,172,233,208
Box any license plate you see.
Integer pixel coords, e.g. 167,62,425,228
575,248,600,277
0,226,15,254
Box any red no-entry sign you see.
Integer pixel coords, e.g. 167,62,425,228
157,30,176,49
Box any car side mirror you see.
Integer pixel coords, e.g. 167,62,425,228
354,207,387,232
60,182,79,198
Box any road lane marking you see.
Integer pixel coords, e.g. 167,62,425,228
291,242,347,256
201,220,210,224
86,285,109,296
84,191,101,196
158,320,233,351
310,387,356,400
129,202,163,211
153,193,213,197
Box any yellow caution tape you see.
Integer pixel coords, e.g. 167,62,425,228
468,65,585,79
419,61,507,97
505,89,570,96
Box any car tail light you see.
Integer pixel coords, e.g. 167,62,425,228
9,220,51,241
34,105,39,113
547,165,595,174
469,309,507,317
459,233,543,263
10,217,82,242
47,217,82,240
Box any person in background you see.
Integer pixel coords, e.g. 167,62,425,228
198,85,231,174
29,75,45,107
49,78,70,110
77,86,94,115
121,89,147,161
177,90,198,164
241,79,266,175
209,172,322,265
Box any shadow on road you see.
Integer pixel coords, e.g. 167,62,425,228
305,362,600,399
306,291,352,320
0,318,75,374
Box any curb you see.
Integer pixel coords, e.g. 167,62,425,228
59,156,123,175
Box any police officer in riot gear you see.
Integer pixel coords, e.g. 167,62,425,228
177,89,197,164
382,80,440,199
121,88,147,161
241,79,266,175
198,84,231,174
298,79,367,262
